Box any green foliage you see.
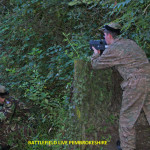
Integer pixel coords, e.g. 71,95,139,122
108,0,150,56
0,0,149,149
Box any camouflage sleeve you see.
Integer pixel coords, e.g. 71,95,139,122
3,97,30,123
91,47,122,69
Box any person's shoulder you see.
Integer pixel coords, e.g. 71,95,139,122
115,38,133,44
114,38,141,50
118,38,138,46
5,97,18,105
1,99,14,115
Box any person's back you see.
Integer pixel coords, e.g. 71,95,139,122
111,38,150,80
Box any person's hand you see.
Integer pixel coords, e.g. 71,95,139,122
92,46,100,54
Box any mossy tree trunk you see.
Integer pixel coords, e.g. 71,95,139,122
71,59,122,149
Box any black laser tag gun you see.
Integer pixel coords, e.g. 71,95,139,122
89,39,108,55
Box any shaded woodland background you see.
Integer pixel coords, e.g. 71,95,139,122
0,0,150,149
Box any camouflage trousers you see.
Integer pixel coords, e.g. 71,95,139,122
119,77,150,150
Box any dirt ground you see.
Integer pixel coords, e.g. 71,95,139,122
97,124,150,150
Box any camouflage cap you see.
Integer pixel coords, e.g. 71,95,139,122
102,22,121,34
107,22,121,30
0,85,6,93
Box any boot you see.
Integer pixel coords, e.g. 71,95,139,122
116,140,122,150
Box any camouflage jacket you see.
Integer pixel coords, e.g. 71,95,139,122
0,97,29,124
0,97,32,146
91,38,150,89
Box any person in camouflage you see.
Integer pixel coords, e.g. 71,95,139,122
91,22,150,150
0,85,31,150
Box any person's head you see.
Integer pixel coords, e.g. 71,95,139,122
0,85,9,104
103,22,121,45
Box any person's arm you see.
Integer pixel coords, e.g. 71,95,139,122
91,46,122,69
